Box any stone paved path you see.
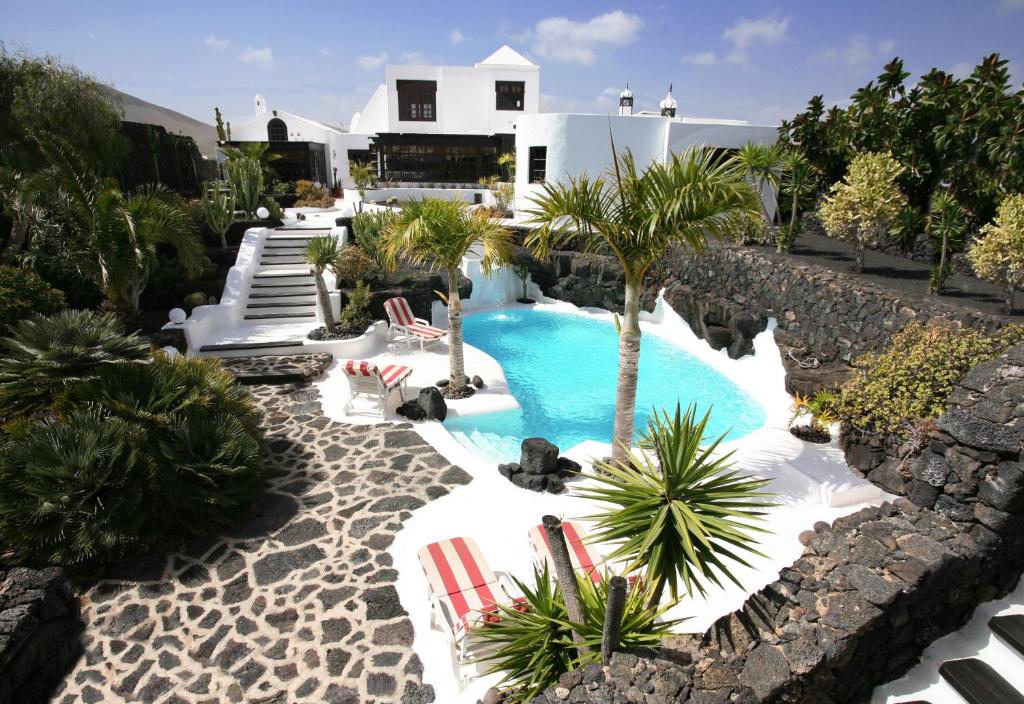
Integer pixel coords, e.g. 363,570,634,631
52,379,472,703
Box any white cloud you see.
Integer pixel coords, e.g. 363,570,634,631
596,86,622,105
722,15,789,64
319,47,334,57
357,52,388,71
682,51,718,66
399,52,430,65
205,34,230,49
449,29,466,45
949,61,974,78
238,46,273,69
809,35,897,68
530,10,644,66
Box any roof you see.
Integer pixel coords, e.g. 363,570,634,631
477,45,537,68
103,86,218,157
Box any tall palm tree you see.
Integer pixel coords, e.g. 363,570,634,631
37,138,204,320
525,146,759,461
381,198,513,395
305,235,343,330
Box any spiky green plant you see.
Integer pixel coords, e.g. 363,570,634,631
0,309,150,422
305,235,344,329
736,141,785,227
0,354,264,566
200,181,236,248
525,146,759,462
352,209,395,272
349,162,377,211
579,403,776,607
382,198,513,394
779,151,817,251
475,564,679,703
927,190,969,294
225,156,265,218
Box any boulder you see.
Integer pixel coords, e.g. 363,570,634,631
556,456,582,477
521,438,559,475
396,400,426,421
471,375,485,389
418,387,447,421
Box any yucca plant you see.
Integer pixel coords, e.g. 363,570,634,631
927,190,969,294
226,156,264,218
475,564,678,703
0,355,264,566
525,146,759,462
305,235,344,329
736,141,785,226
200,181,236,248
779,151,817,252
0,309,150,422
579,403,776,607
382,198,513,395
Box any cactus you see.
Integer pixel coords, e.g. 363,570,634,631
225,157,264,219
201,181,236,248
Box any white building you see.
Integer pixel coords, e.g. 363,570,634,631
512,85,779,215
227,95,371,188
349,46,539,185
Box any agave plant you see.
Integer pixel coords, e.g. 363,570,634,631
0,309,150,421
305,235,344,329
0,355,264,566
579,403,776,607
475,564,678,703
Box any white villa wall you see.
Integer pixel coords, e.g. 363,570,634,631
513,113,779,215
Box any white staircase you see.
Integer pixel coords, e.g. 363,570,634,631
243,230,324,324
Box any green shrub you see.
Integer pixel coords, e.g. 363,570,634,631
0,266,65,331
0,309,150,422
476,564,678,703
823,322,1024,436
339,281,372,331
294,179,335,208
0,355,264,566
332,245,379,286
352,210,395,271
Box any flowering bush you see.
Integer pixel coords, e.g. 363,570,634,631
968,193,1024,312
294,179,335,208
0,266,65,331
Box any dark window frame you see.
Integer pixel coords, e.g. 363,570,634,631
397,80,437,122
495,80,525,111
528,146,547,183
267,118,288,142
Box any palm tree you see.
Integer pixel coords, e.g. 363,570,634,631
578,404,776,608
349,162,377,212
36,138,205,320
305,235,343,330
779,151,817,252
381,198,513,395
524,146,759,461
927,190,968,294
736,142,785,227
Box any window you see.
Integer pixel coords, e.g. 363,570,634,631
495,81,525,111
528,146,547,183
267,118,288,142
397,80,436,121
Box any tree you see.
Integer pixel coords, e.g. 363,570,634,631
382,198,513,396
305,235,344,330
819,152,906,273
736,142,785,228
968,194,1024,313
0,266,64,332
926,190,968,294
35,139,205,319
200,181,236,248
779,151,816,252
577,404,775,608
349,162,377,212
524,146,759,462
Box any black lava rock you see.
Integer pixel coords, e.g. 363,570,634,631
418,387,447,421
521,438,558,475
396,400,426,421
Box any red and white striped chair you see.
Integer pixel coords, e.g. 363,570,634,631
341,359,412,417
383,297,446,350
528,521,604,585
417,537,525,665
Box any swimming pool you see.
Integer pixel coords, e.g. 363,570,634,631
445,308,766,462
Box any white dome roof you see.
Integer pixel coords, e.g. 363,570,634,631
620,84,633,99
659,85,678,110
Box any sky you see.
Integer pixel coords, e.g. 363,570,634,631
1,0,1023,129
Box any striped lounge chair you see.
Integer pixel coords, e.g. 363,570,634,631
417,537,524,665
342,359,412,417
383,297,446,350
528,521,604,585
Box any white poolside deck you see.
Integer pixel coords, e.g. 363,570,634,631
313,296,893,704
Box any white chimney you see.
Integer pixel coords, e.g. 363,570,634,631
254,94,267,115
618,84,634,117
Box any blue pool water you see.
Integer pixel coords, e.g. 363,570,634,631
445,309,766,462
